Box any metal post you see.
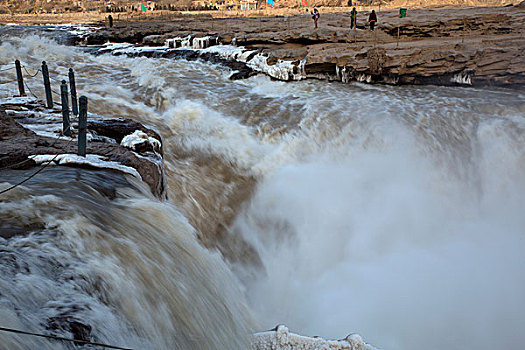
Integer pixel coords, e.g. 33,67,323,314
42,61,53,109
68,68,78,115
60,80,71,137
15,59,25,97
78,96,88,157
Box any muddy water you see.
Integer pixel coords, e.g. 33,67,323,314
0,28,524,349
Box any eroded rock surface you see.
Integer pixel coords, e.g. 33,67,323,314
84,6,525,87
0,101,166,198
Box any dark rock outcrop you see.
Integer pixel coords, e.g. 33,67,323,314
0,106,166,198
87,118,162,154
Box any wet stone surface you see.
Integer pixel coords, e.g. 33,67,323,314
0,102,166,198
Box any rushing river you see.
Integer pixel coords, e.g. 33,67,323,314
0,27,524,350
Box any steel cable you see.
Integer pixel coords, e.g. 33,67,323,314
0,66,15,72
0,326,132,350
0,115,78,171
0,137,75,195
23,79,40,100
22,66,41,78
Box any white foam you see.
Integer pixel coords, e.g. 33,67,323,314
163,99,273,172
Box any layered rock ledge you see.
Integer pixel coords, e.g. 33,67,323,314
84,5,525,87
0,97,166,198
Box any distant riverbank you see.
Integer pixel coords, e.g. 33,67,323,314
79,4,525,87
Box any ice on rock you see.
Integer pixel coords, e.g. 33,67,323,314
252,325,377,350
345,334,365,350
193,36,211,49
451,70,472,85
203,45,304,81
121,130,161,153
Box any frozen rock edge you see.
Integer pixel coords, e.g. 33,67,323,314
252,325,378,350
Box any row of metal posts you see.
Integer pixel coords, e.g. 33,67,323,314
14,59,88,157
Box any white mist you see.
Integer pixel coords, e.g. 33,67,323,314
234,115,525,350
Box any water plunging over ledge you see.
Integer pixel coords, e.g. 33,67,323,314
0,27,524,350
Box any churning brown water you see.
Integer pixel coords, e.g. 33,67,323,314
1,28,524,350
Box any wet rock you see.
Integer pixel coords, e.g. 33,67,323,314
218,32,235,45
84,32,108,45
0,106,166,198
142,34,171,46
87,118,162,154
46,315,93,344
366,47,387,75
0,222,45,239
0,251,31,275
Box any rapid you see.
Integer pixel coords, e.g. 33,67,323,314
0,28,524,350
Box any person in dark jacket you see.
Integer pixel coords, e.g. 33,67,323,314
368,9,377,31
350,7,357,29
311,8,320,28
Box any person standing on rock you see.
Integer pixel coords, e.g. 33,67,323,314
311,8,320,29
368,9,377,31
350,7,357,29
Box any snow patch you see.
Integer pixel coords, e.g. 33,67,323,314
121,130,161,152
23,123,72,140
0,96,39,105
29,154,142,179
55,23,100,37
97,42,134,53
